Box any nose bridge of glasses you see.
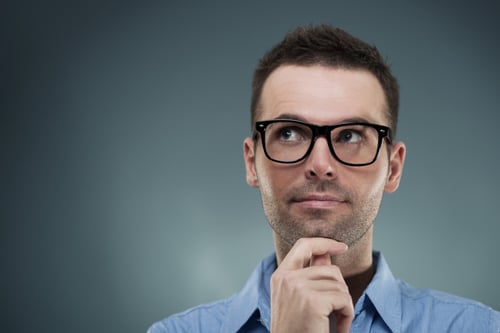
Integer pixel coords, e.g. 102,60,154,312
311,124,333,141
309,125,336,158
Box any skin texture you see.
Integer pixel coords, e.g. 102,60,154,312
243,65,406,332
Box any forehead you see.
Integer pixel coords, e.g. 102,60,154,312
259,65,388,125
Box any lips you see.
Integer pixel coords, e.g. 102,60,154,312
291,193,345,208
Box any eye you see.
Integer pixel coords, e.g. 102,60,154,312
336,129,363,143
279,127,298,140
273,125,308,142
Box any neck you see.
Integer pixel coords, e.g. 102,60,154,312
345,264,374,305
330,232,374,304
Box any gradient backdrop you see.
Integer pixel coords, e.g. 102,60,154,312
4,1,500,332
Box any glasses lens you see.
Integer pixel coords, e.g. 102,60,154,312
264,121,312,162
331,124,380,165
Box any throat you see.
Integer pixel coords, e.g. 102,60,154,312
345,264,375,305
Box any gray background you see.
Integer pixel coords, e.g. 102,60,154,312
3,1,499,332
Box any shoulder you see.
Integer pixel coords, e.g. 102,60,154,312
147,254,276,333
147,296,235,333
397,280,500,331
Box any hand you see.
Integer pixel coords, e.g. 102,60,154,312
270,238,354,333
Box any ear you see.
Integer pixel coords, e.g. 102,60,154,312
384,141,406,193
243,137,259,187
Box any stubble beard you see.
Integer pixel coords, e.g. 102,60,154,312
261,180,382,251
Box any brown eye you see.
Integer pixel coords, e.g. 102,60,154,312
336,129,362,143
271,124,308,142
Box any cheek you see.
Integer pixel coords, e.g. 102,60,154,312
255,160,299,197
369,171,389,199
256,169,281,197
345,164,389,198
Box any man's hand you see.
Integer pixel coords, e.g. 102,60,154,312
270,238,354,333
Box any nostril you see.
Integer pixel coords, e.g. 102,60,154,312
306,164,335,179
307,169,317,177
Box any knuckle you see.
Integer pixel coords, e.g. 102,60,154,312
270,271,282,286
330,265,341,275
326,265,342,279
271,270,290,284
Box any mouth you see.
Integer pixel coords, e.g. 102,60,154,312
291,193,346,209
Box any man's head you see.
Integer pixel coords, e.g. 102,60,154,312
243,25,406,262
251,25,400,137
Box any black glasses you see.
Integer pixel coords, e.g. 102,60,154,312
254,119,392,166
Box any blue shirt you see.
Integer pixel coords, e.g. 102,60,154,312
148,252,500,332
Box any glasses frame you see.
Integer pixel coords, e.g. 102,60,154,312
254,119,392,166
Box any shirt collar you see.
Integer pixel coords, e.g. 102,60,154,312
360,251,402,333
222,251,402,333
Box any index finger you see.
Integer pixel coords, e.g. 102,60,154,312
279,237,348,270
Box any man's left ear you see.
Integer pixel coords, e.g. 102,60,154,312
384,141,406,193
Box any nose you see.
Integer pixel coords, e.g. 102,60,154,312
305,137,337,180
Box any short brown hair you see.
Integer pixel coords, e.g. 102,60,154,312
251,25,400,136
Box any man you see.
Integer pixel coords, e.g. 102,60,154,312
149,25,500,332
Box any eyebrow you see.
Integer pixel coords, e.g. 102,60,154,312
272,113,375,125
272,113,306,121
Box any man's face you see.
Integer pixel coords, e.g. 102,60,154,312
244,65,405,249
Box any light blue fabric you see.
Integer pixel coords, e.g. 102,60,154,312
148,252,500,332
